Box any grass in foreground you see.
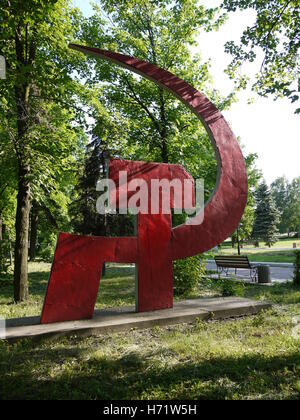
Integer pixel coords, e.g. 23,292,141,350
0,263,300,400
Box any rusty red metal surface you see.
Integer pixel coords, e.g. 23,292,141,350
137,213,173,312
41,160,191,321
41,233,137,323
109,159,195,211
40,45,248,324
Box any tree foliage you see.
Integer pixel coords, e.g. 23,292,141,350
78,0,233,200
231,152,262,245
271,176,300,235
70,135,134,238
222,0,300,113
0,0,87,300
173,255,206,296
252,181,280,246
0,0,269,304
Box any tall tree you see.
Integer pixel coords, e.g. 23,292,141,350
231,152,262,247
271,176,291,234
288,177,300,235
252,181,280,246
0,115,17,268
29,201,39,261
271,176,300,235
0,0,85,300
79,0,231,200
222,0,300,113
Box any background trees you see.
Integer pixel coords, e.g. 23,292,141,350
231,152,262,247
1,0,233,299
0,0,87,299
70,134,135,238
67,0,237,238
222,0,300,113
252,181,280,246
78,0,231,202
288,178,300,235
0,0,298,303
271,176,300,236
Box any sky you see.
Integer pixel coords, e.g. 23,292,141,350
72,0,300,184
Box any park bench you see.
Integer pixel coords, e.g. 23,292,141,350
214,255,258,282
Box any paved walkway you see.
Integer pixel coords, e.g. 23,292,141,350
206,261,293,283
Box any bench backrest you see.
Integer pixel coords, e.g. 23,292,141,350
214,255,251,269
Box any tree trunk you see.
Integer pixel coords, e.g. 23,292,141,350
101,263,106,277
0,215,2,241
12,24,36,301
29,202,38,261
14,163,30,301
9,240,13,266
231,236,235,248
158,88,169,163
161,139,168,163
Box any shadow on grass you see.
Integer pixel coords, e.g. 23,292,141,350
103,265,135,279
0,269,49,302
1,264,299,317
0,265,136,302
0,342,299,400
96,267,135,308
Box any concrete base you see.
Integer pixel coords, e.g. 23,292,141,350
1,297,271,342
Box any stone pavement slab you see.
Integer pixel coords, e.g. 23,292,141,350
1,297,271,342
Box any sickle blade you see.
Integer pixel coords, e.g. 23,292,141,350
69,44,248,259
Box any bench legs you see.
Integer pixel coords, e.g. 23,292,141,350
217,266,258,282
217,266,229,279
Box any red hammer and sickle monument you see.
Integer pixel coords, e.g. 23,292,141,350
40,45,248,324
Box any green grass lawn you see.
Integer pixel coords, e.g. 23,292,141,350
205,238,300,263
247,251,295,263
205,250,295,263
222,238,300,250
263,238,300,249
0,262,137,319
0,262,300,400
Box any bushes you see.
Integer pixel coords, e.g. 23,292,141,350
173,255,205,296
172,256,247,297
38,233,58,262
218,278,245,297
294,250,300,286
